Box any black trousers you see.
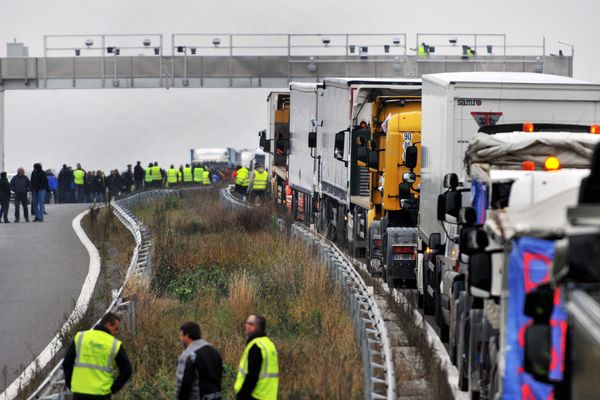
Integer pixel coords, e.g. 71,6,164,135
0,197,9,222
73,394,111,400
14,192,28,221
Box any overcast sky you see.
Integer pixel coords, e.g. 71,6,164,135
2,0,599,173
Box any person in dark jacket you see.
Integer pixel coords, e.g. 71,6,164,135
235,315,279,400
58,164,73,203
133,161,145,191
30,163,48,222
63,312,132,399
122,165,133,195
0,172,11,223
176,321,223,400
106,170,122,202
92,170,106,203
84,171,94,203
10,167,30,223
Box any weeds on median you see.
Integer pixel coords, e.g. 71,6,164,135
115,189,363,399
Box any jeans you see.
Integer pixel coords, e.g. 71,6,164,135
0,198,9,222
93,191,105,203
76,185,85,203
14,192,28,221
32,190,46,221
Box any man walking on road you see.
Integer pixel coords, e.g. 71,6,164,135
10,168,30,223
30,163,48,222
176,321,223,400
63,312,132,399
234,315,279,400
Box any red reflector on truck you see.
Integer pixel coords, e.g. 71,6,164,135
373,239,382,248
591,125,600,134
392,246,415,254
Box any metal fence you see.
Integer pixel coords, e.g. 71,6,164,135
220,186,396,399
26,189,178,400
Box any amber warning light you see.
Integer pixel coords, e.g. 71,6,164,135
544,157,561,171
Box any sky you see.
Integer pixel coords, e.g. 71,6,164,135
1,0,599,173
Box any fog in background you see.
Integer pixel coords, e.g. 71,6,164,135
2,0,599,173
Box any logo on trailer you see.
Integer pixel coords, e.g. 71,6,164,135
456,98,483,106
471,111,503,127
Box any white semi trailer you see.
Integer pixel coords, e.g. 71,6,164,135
288,82,322,226
418,72,600,398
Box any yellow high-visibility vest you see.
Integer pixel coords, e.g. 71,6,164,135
234,336,279,400
252,170,268,191
236,167,249,187
70,330,122,396
202,170,211,185
144,168,152,183
183,167,193,182
193,167,204,183
74,169,86,185
167,168,178,184
152,166,162,181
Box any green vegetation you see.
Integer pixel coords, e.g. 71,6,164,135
115,190,363,399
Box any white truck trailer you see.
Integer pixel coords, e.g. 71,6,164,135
316,78,420,255
288,82,322,226
418,72,600,349
190,147,240,171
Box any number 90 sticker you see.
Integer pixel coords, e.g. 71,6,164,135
403,132,412,140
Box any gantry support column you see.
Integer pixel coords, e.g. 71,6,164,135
0,90,4,172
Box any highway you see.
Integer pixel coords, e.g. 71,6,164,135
0,204,88,389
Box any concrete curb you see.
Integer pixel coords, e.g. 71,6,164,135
0,209,101,400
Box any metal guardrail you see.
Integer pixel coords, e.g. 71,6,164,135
27,189,180,400
220,186,396,399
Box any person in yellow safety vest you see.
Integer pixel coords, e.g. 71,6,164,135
417,42,429,57
62,312,132,399
182,164,193,186
234,314,278,400
235,165,249,196
144,162,153,188
151,162,162,188
193,165,204,185
202,166,211,186
73,163,86,203
167,164,179,187
248,163,268,201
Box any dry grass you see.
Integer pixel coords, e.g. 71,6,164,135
112,189,363,399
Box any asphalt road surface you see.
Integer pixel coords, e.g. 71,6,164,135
0,204,89,389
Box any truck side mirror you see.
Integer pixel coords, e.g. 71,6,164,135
437,194,446,221
458,206,477,226
460,227,488,255
308,131,317,148
429,233,442,255
399,182,412,199
334,130,346,161
443,173,459,189
523,324,552,382
404,145,418,170
258,130,270,152
524,284,554,322
468,252,492,298
445,191,462,219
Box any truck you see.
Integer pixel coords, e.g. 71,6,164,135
315,78,421,267
240,148,266,171
445,127,600,399
520,151,600,399
418,72,600,352
356,94,423,288
287,82,322,226
259,91,290,205
190,147,240,171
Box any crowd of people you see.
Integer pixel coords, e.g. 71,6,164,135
0,161,228,223
62,312,279,400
